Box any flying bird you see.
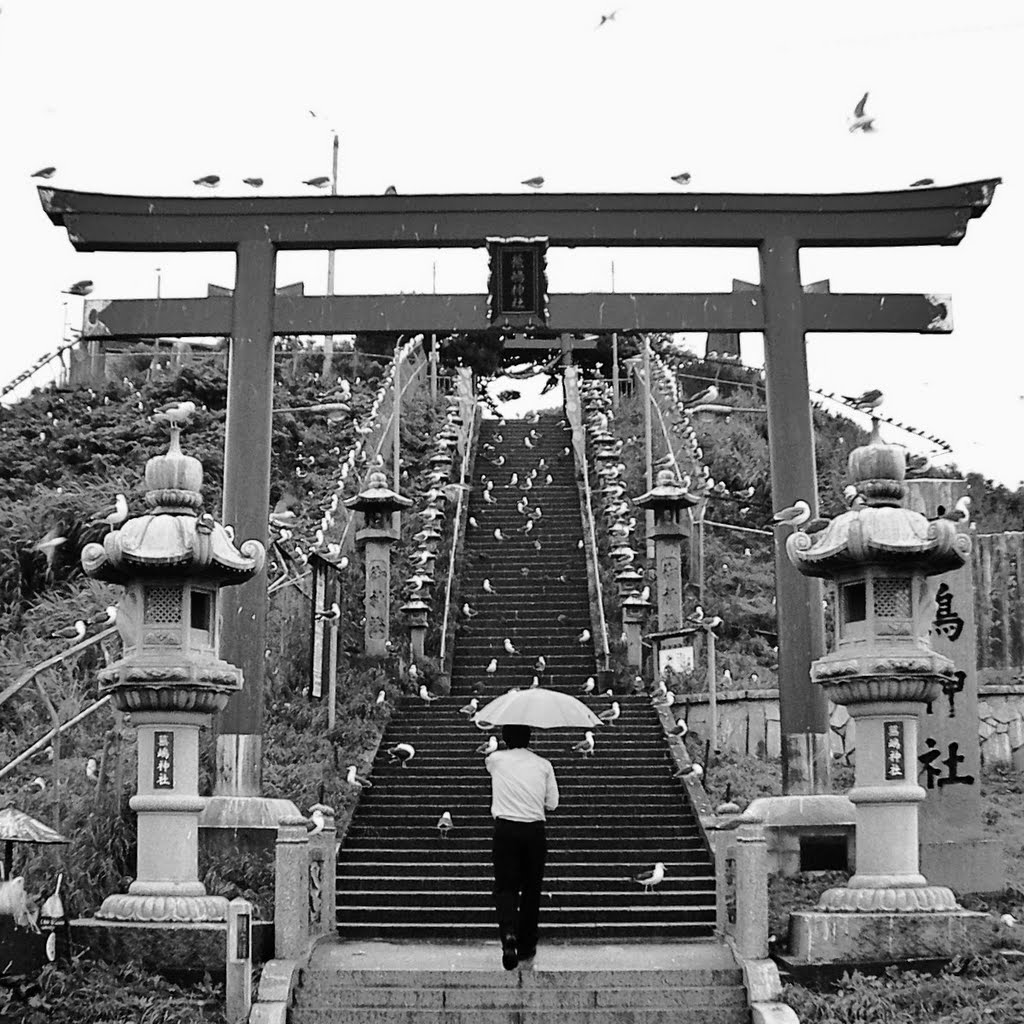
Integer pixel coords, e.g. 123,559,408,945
521,176,545,188
387,742,416,768
632,861,666,893
596,9,618,28
243,177,264,187
572,731,596,757
848,92,876,133
670,172,691,185
32,166,57,179
63,279,93,296
437,811,453,838
193,174,221,187
599,701,621,725
303,175,331,187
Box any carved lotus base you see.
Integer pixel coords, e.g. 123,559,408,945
96,893,228,923
818,884,959,913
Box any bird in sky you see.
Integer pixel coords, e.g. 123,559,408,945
503,638,521,656
419,684,440,702
577,628,591,645
910,178,935,187
522,176,545,188
596,9,618,28
193,174,220,187
770,500,811,528
51,620,87,642
486,658,498,675
580,676,596,694
599,701,621,725
152,400,197,426
848,92,876,133
842,388,883,412
346,765,372,788
91,493,129,528
243,177,264,187
632,862,666,893
63,279,93,296
304,176,331,188
315,602,341,622
572,731,596,757
477,735,499,755
460,698,479,715
437,811,454,839
32,166,57,179
387,742,416,768
704,615,723,630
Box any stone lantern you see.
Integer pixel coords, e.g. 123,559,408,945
635,469,701,633
344,470,412,657
615,566,645,598
785,422,986,962
401,598,431,662
82,425,265,923
621,592,653,668
428,452,454,481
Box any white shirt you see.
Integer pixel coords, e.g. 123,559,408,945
486,748,559,822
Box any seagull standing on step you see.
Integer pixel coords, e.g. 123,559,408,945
572,731,596,758
437,811,454,839
580,676,596,695
419,684,440,702
463,602,479,618
669,718,688,739
376,689,387,705
486,658,498,675
460,697,479,715
387,742,416,768
632,862,666,893
483,579,498,595
493,528,505,542
535,656,546,673
346,765,372,788
599,701,621,725
577,629,591,645
477,735,499,755
503,638,521,656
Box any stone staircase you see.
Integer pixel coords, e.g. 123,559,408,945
334,416,719,944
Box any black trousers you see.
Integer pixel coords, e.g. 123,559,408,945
491,817,547,957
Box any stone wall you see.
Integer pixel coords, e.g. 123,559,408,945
676,685,1024,770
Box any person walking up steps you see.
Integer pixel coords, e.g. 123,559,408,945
485,724,559,970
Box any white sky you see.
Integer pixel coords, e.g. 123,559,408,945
1,1,1021,485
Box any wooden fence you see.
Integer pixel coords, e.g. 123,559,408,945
973,532,1024,673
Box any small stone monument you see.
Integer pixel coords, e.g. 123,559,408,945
783,421,991,964
82,422,265,923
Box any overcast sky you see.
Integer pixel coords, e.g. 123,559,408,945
1,1,1021,486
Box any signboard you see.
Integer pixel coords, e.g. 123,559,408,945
153,731,174,789
658,636,694,676
487,238,548,328
883,720,906,780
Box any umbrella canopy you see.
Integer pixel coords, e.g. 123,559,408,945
0,807,68,846
473,688,603,730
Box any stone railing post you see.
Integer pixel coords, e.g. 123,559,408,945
714,834,733,938
734,820,769,961
307,803,337,941
226,897,253,1024
274,816,310,959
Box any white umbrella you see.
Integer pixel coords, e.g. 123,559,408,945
473,688,603,730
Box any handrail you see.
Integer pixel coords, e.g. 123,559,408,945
563,367,611,670
0,695,113,780
1,336,82,399
439,369,478,665
0,626,119,710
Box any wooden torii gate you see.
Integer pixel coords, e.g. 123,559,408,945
39,181,999,821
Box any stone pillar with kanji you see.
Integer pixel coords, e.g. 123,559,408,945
345,471,412,658
82,424,265,922
635,469,701,633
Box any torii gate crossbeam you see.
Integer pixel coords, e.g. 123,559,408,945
39,180,999,812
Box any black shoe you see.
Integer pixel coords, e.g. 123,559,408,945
501,934,519,971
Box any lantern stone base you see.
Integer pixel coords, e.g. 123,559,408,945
816,882,958,913
97,891,229,923
787,907,994,965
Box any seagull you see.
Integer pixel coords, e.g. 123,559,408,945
193,174,221,187
535,656,546,673
63,279,94,296
770,500,811,528
345,765,372,788
599,701,621,725
307,808,327,836
688,606,705,623
91,493,129,528
376,689,386,705
577,628,591,645
580,677,596,694
152,400,197,426
670,172,691,185
384,185,398,195
651,690,676,708
387,742,416,768
459,698,479,715
597,9,618,28
303,175,331,187
669,718,688,738
477,735,499,755
242,177,264,187
315,602,341,622
999,913,1018,928
88,605,118,627
673,762,704,781
437,811,454,839
85,757,99,781
910,178,934,187
419,684,440,702
462,603,479,619
572,731,596,757
906,452,932,475
503,638,521,656
486,658,498,675
483,579,497,595
32,166,57,179
842,388,883,412
686,385,719,405
493,528,505,542
531,676,541,688
848,92,876,133
522,176,545,188
632,862,666,893
51,620,87,642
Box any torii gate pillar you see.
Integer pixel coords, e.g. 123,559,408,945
760,236,830,794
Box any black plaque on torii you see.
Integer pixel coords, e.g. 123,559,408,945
486,237,548,329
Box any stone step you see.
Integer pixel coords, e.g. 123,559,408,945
336,905,717,926
292,1007,742,1024
331,921,718,943
336,873,715,890
335,861,715,878
334,889,717,909
338,845,708,861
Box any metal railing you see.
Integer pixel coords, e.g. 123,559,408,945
563,367,611,670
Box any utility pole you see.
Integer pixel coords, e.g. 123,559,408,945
643,336,654,560
611,331,619,411
322,132,340,383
